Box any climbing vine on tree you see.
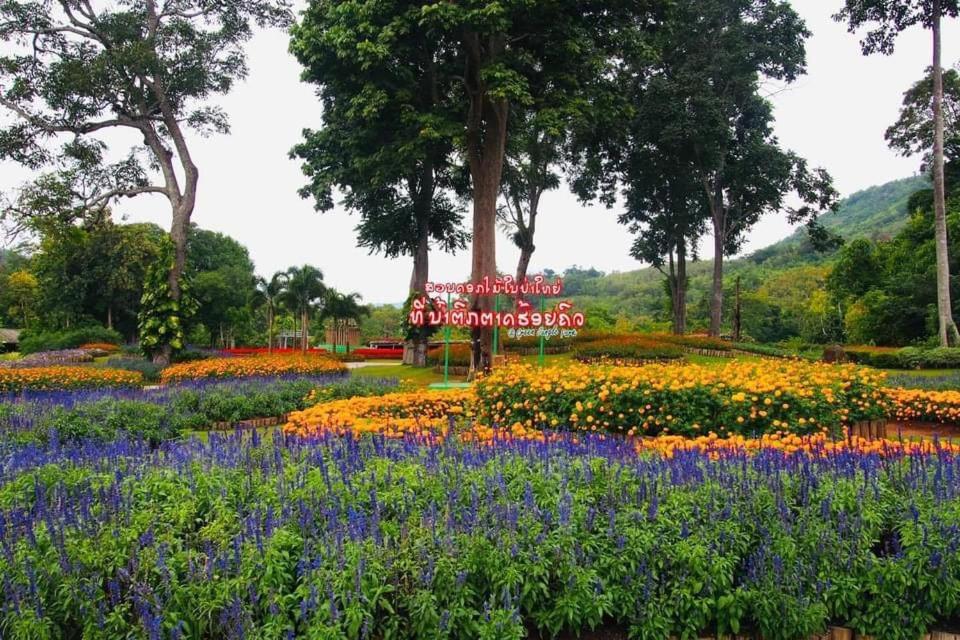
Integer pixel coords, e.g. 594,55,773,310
138,241,198,363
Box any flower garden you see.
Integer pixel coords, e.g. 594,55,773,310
4,348,960,638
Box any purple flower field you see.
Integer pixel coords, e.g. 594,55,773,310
0,430,958,639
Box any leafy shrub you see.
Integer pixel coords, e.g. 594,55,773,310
427,343,473,367
171,347,214,362
730,342,812,359
97,356,164,382
40,399,178,445
0,376,401,445
654,333,733,351
17,326,122,354
843,346,960,370
843,346,902,368
897,346,960,369
573,335,684,363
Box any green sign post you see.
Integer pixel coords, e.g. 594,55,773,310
429,290,471,390
442,291,451,385
539,294,545,367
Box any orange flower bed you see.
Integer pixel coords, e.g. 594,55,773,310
283,388,474,438
885,388,960,424
78,342,121,353
160,354,347,383
633,430,960,458
0,366,143,393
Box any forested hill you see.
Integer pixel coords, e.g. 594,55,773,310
560,174,930,320
746,174,928,268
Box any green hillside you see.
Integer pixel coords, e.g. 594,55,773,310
560,175,930,324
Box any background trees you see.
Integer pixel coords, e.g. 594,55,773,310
0,0,291,363
280,265,327,354
837,0,960,346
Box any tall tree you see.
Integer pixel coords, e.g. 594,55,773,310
416,0,656,373
570,0,835,337
836,0,960,345
654,0,834,337
280,265,326,354
571,61,708,335
0,0,291,363
497,107,562,300
290,0,467,367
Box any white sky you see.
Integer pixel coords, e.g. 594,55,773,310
3,1,960,304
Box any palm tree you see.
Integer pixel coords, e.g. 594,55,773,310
280,265,327,353
323,291,369,353
253,272,287,354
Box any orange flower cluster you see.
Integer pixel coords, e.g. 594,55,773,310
160,354,347,383
0,366,143,392
78,342,121,353
283,388,474,439
885,388,960,425
633,430,960,458
475,360,888,437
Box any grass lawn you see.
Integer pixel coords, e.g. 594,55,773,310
350,362,454,387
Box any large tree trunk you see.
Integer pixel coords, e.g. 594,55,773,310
931,4,960,346
709,211,725,337
463,32,509,376
676,242,687,335
470,176,501,374
515,245,534,295
302,310,309,354
409,187,432,367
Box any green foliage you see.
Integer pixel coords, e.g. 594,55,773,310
886,66,960,166
844,346,960,369
427,344,472,368
359,305,405,343
2,377,401,446
40,400,178,446
290,0,467,274
138,240,198,359
17,325,122,354
96,356,164,383
186,225,259,348
572,336,684,363
10,435,960,639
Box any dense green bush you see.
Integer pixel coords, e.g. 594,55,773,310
730,342,813,359
17,325,122,354
97,355,164,382
42,399,177,445
843,346,960,369
1,376,401,445
427,343,472,367
573,335,684,363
